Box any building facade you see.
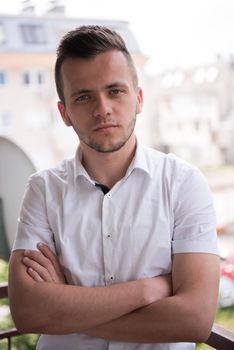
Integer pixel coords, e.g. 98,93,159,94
0,9,148,169
148,59,234,166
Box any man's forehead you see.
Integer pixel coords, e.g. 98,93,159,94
61,51,130,73
61,53,134,90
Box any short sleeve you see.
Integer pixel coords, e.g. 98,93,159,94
172,166,219,255
12,175,56,253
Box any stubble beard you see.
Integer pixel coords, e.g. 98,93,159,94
73,116,137,154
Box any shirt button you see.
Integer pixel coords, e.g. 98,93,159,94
107,193,111,198
107,234,111,238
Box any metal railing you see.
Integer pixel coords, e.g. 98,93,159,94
0,282,19,350
1,282,234,349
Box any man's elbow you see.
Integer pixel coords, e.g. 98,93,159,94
13,316,39,334
10,302,43,334
188,310,215,343
9,288,49,334
172,298,216,343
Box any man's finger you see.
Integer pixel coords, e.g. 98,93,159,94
37,243,66,282
27,267,44,282
22,256,53,282
24,249,58,281
37,243,57,262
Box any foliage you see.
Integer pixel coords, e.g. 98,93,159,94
0,259,39,349
0,259,8,282
0,259,8,307
0,334,39,350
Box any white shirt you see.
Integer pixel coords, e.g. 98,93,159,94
13,143,218,350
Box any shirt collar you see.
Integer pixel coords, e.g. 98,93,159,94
74,141,157,182
124,141,152,179
74,147,94,182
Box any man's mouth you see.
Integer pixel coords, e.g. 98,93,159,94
93,124,118,132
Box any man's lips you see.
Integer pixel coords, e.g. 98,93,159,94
93,124,118,131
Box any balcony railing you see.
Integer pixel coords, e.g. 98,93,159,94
1,282,234,349
0,282,19,350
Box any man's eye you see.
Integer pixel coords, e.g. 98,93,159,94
110,89,123,96
76,95,89,102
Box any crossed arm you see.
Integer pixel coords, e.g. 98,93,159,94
8,244,220,343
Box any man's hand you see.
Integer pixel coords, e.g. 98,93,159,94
22,243,66,284
22,244,172,302
10,247,173,335
22,244,172,301
10,246,219,341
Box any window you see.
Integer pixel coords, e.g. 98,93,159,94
0,111,11,129
0,71,6,85
37,72,44,85
0,23,6,44
20,24,46,44
194,121,200,132
22,71,46,87
22,72,31,85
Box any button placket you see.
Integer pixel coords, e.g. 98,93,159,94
102,195,114,285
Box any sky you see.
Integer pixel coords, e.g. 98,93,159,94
1,0,234,74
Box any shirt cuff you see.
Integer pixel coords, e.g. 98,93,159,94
172,239,219,255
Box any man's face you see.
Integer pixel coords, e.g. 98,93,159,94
58,50,143,153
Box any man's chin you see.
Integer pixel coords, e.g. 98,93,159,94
88,141,126,153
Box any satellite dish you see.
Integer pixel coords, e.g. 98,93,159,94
0,136,36,260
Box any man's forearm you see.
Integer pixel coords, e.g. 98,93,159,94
9,250,169,334
85,254,220,344
11,248,219,343
85,294,208,343
10,276,151,334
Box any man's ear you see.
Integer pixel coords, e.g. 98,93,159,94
136,87,143,114
57,101,72,126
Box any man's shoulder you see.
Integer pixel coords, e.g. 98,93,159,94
142,145,196,175
28,157,75,186
142,146,208,199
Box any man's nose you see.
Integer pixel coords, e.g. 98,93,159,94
92,94,112,118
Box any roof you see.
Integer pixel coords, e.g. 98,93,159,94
0,14,141,54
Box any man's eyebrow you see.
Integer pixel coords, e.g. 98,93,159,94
70,89,92,98
106,82,127,89
70,82,128,98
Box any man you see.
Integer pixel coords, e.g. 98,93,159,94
8,25,219,350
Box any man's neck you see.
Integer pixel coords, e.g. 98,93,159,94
80,137,137,189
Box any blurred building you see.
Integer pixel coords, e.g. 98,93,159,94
1,2,234,169
0,2,148,169
148,59,234,166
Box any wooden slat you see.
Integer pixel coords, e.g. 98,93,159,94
205,323,234,349
0,282,8,298
0,282,21,343
0,328,19,340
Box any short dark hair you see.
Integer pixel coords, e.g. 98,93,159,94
55,25,138,103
